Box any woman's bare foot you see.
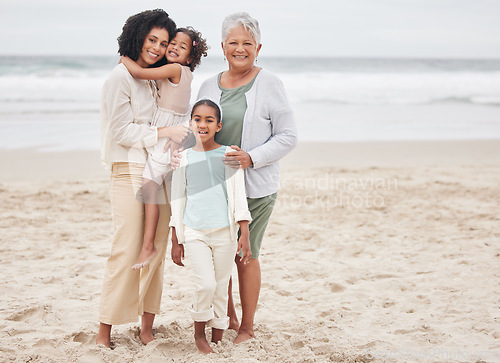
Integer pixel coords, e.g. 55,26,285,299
132,246,157,270
234,329,254,344
139,330,155,345
95,336,110,348
96,323,111,348
228,316,239,331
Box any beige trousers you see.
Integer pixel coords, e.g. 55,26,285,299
99,162,171,325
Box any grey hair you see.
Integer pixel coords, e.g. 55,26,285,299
221,12,261,45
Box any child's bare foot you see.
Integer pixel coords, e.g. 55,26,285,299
195,335,214,354
234,329,254,344
132,246,158,270
139,330,155,345
211,328,224,344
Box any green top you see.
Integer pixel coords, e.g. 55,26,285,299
215,72,258,147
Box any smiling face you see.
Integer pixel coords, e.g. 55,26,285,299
222,25,262,71
190,104,222,144
166,32,192,66
136,27,169,68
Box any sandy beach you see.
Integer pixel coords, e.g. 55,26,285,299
1,140,499,362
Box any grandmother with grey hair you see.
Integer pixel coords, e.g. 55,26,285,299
173,12,297,344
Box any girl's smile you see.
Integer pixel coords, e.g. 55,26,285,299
190,104,222,151
166,32,193,66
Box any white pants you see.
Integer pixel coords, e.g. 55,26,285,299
184,225,236,330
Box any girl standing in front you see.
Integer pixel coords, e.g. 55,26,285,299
120,27,208,269
169,99,252,354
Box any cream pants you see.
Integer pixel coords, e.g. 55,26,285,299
99,162,171,325
184,226,236,330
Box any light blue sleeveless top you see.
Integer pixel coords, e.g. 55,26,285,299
183,146,229,230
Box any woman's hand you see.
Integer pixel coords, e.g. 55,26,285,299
237,233,252,265
169,148,184,170
223,145,253,169
158,125,189,144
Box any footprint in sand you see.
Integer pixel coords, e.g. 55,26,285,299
77,349,107,363
72,331,93,344
154,341,192,359
327,282,346,293
7,305,43,322
291,340,305,349
33,337,57,348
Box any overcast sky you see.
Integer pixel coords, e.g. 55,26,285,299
1,0,500,58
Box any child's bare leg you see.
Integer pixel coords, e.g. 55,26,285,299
194,322,213,354
96,322,111,348
133,179,160,269
211,327,224,344
227,277,240,331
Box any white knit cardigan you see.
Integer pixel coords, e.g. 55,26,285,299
169,146,252,244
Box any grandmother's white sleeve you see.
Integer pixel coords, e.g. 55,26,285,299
247,77,297,169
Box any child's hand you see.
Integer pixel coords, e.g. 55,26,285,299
159,125,189,144
238,234,252,265
171,238,185,267
163,140,180,153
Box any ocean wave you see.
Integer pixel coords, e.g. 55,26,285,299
0,109,99,116
1,63,500,107
298,96,500,106
279,71,500,106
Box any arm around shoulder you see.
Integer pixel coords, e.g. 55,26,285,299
122,57,182,81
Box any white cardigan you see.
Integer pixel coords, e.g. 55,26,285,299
197,68,298,198
100,63,159,170
169,146,252,244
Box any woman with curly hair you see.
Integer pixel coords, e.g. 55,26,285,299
120,26,209,271
97,9,179,348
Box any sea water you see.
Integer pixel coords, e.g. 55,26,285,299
1,56,499,150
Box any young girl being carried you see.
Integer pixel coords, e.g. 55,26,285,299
121,27,208,270
170,99,252,354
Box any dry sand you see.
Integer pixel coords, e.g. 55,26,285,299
1,140,499,362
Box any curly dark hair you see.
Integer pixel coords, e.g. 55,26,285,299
117,9,176,67
176,27,209,72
